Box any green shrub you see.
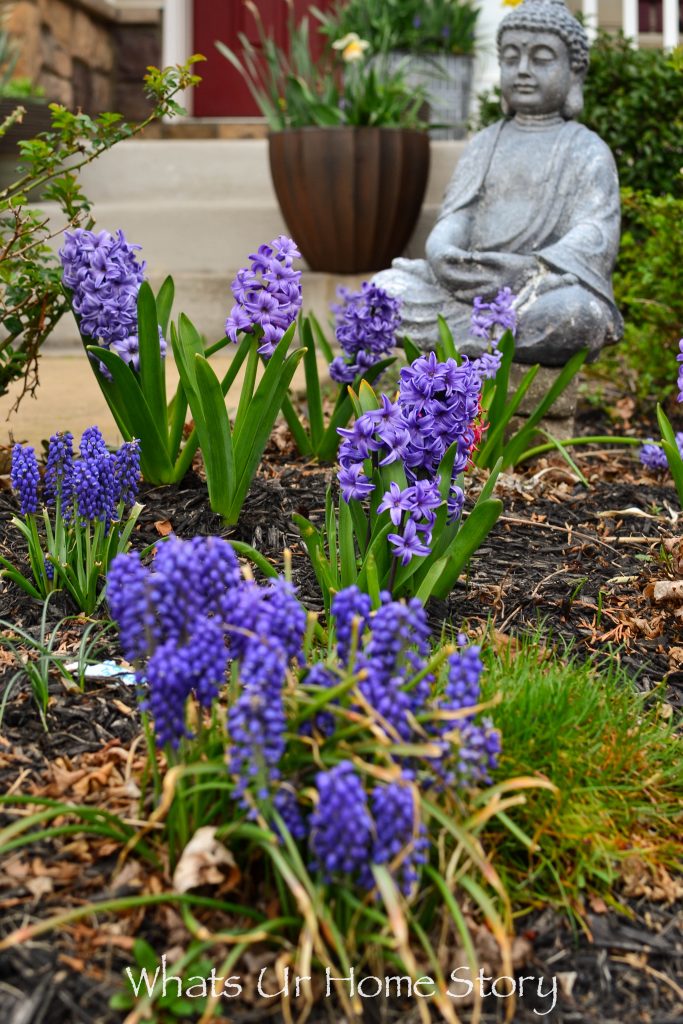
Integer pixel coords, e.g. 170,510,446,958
475,32,683,198
580,33,682,198
599,189,683,404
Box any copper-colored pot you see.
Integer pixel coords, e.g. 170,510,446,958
268,126,430,274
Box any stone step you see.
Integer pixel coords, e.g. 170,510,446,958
74,137,465,206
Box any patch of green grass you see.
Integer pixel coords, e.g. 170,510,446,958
480,632,682,919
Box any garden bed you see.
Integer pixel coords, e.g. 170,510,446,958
0,398,681,1024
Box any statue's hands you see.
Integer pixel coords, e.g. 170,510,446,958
473,251,538,288
431,246,496,298
429,248,539,301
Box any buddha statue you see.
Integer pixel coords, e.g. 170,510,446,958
373,0,623,365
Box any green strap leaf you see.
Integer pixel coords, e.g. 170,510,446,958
301,317,324,447
194,355,236,519
87,346,175,483
339,498,357,588
503,348,587,467
422,498,503,601
228,541,279,579
136,281,167,437
155,275,175,336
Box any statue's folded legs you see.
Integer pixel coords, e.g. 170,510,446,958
374,260,621,366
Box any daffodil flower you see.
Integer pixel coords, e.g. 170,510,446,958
332,32,370,63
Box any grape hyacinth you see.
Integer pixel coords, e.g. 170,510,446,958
10,445,40,515
371,777,428,895
432,636,501,788
107,534,305,761
59,228,167,372
330,586,372,666
225,236,303,357
329,282,401,384
357,595,433,740
43,431,74,512
309,761,374,882
677,338,683,402
228,638,288,803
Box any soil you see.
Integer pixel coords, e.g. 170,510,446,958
0,401,681,1024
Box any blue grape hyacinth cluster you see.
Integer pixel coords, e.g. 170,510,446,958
337,351,482,563
309,762,427,895
59,228,166,373
107,535,306,758
106,546,500,896
329,282,401,385
11,427,140,526
225,236,303,357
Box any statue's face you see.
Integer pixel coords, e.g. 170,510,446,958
499,29,572,115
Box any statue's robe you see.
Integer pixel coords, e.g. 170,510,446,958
374,118,623,363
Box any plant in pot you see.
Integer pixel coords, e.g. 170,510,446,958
314,0,479,139
217,6,431,274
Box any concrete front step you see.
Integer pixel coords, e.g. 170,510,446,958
75,138,465,205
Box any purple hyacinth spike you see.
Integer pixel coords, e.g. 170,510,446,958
470,287,517,341
329,282,401,384
224,236,302,356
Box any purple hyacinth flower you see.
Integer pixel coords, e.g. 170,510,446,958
470,287,517,340
339,462,375,502
677,338,683,403
330,281,401,384
388,518,432,565
377,481,414,526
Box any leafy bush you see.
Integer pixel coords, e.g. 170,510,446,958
475,32,683,198
579,32,683,198
601,189,683,404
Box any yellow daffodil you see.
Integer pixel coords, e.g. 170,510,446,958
332,32,370,63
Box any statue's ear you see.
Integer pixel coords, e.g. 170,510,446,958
500,92,512,116
561,73,584,119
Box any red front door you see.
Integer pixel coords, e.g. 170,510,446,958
192,0,335,118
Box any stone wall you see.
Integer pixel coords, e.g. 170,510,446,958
5,0,161,119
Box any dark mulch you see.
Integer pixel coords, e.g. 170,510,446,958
1,404,682,1024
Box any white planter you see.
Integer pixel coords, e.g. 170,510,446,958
387,52,474,140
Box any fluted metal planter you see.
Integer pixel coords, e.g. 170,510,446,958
268,126,430,274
